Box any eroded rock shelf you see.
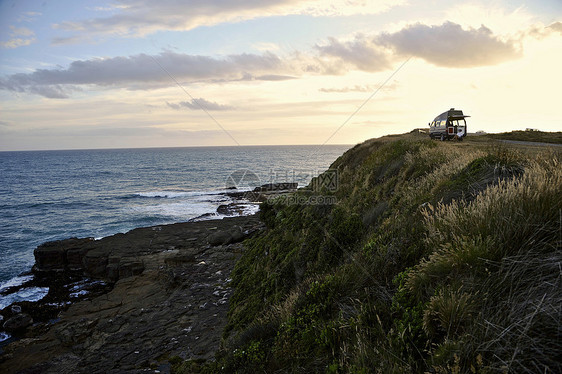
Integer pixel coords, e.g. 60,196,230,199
1,214,263,374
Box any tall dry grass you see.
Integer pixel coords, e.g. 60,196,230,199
406,153,561,372
214,137,560,374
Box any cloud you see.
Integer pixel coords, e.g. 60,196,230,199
254,74,296,81
320,81,400,93
316,35,391,72
320,85,376,93
9,26,35,37
52,0,401,43
0,21,524,99
53,0,296,38
354,120,399,127
1,25,36,49
28,85,70,99
318,21,521,69
167,98,234,111
547,22,562,34
0,51,287,98
17,11,41,23
0,38,36,49
376,21,521,67
519,21,562,41
51,35,86,45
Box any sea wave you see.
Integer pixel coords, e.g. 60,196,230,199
0,286,49,310
0,274,34,294
126,200,223,219
128,188,252,199
123,189,243,219
132,191,200,199
191,203,260,222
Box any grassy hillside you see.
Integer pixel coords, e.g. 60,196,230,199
176,134,561,373
486,130,562,145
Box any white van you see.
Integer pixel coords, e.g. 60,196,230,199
428,108,469,141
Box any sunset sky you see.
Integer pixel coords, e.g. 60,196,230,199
1,0,561,150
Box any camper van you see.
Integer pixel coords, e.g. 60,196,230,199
429,108,469,141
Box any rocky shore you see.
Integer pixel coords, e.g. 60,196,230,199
0,214,264,373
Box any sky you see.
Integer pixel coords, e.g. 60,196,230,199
0,0,561,151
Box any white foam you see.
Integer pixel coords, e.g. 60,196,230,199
128,200,219,219
67,279,105,292
190,203,259,222
239,203,260,216
133,187,252,199
125,188,258,222
70,290,89,298
45,301,71,307
0,286,49,310
0,274,34,293
0,332,11,343
191,213,226,222
134,191,196,198
126,191,235,219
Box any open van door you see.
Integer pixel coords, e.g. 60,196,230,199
429,108,469,141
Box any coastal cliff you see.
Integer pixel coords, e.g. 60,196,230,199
2,132,561,373
211,133,561,373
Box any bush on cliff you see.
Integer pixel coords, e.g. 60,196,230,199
178,134,561,373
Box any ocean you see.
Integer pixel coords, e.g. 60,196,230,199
0,145,350,288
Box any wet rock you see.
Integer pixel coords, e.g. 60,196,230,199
217,204,233,215
67,247,88,270
33,246,65,271
118,259,145,279
33,237,94,272
229,226,245,243
253,182,298,192
106,263,120,282
217,203,252,216
164,253,196,266
83,250,108,278
207,226,245,246
55,319,96,347
2,214,264,374
207,231,233,246
3,313,33,332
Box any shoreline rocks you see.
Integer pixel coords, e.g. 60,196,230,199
3,314,33,333
225,181,299,202
33,238,94,273
0,214,264,373
253,182,298,192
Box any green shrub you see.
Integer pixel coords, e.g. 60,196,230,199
215,135,561,373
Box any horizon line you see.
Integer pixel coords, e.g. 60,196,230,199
0,143,355,153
